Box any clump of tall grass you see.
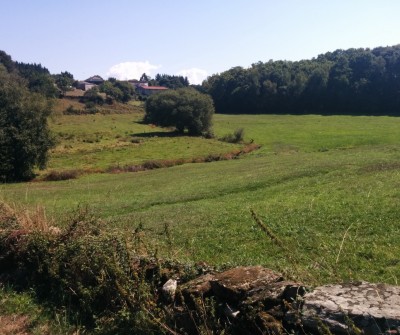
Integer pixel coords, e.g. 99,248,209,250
0,202,55,233
220,128,245,143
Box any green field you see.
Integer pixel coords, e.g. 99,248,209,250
1,112,400,285
47,105,242,172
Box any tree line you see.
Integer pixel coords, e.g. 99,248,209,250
203,45,400,115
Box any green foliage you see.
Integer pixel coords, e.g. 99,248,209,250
0,65,54,182
81,87,104,106
151,73,190,88
54,71,74,94
100,79,135,103
145,88,215,136
220,127,245,143
64,104,84,115
204,45,400,115
0,50,16,72
0,285,77,334
15,61,58,98
0,206,203,334
1,50,58,98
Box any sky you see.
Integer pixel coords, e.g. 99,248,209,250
1,0,400,84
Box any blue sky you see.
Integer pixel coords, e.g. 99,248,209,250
1,0,400,84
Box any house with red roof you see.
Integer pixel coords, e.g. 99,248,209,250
135,85,168,96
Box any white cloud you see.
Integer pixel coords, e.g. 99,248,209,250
177,68,208,85
106,61,161,80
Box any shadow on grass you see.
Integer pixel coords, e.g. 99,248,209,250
131,131,184,138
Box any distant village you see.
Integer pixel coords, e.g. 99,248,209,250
76,75,168,96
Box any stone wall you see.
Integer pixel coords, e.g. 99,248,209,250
162,265,400,335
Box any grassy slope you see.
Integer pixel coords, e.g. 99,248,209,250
47,102,241,172
1,113,400,285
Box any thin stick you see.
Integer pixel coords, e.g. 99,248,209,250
336,223,353,264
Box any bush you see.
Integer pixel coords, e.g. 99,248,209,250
220,128,245,143
64,104,83,115
80,87,104,106
145,88,214,136
0,205,202,333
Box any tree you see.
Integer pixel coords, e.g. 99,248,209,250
203,45,400,115
140,73,150,82
0,50,16,73
100,79,135,103
0,65,54,182
54,71,74,94
145,88,214,136
152,74,190,89
15,62,58,98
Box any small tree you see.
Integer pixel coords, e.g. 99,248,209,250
99,79,135,103
54,71,74,94
145,88,214,136
0,65,54,182
82,87,104,106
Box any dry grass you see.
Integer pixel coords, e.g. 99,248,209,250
42,169,80,181
53,98,85,114
53,97,144,115
0,202,57,234
64,89,85,97
0,315,31,335
0,315,55,335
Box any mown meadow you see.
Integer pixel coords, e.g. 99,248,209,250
1,108,400,285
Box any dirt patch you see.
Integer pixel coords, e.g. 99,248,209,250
0,315,31,335
359,161,400,173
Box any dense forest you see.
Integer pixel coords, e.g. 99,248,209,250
203,45,400,115
148,73,190,89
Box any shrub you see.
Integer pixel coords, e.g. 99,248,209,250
64,105,83,115
145,88,214,136
220,128,245,143
0,205,205,333
80,87,104,106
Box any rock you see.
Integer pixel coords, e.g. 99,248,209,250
180,273,216,299
245,280,306,306
244,280,307,320
162,279,177,302
210,266,284,303
301,281,400,335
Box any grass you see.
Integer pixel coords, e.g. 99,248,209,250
0,285,78,334
1,112,400,285
46,102,242,174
